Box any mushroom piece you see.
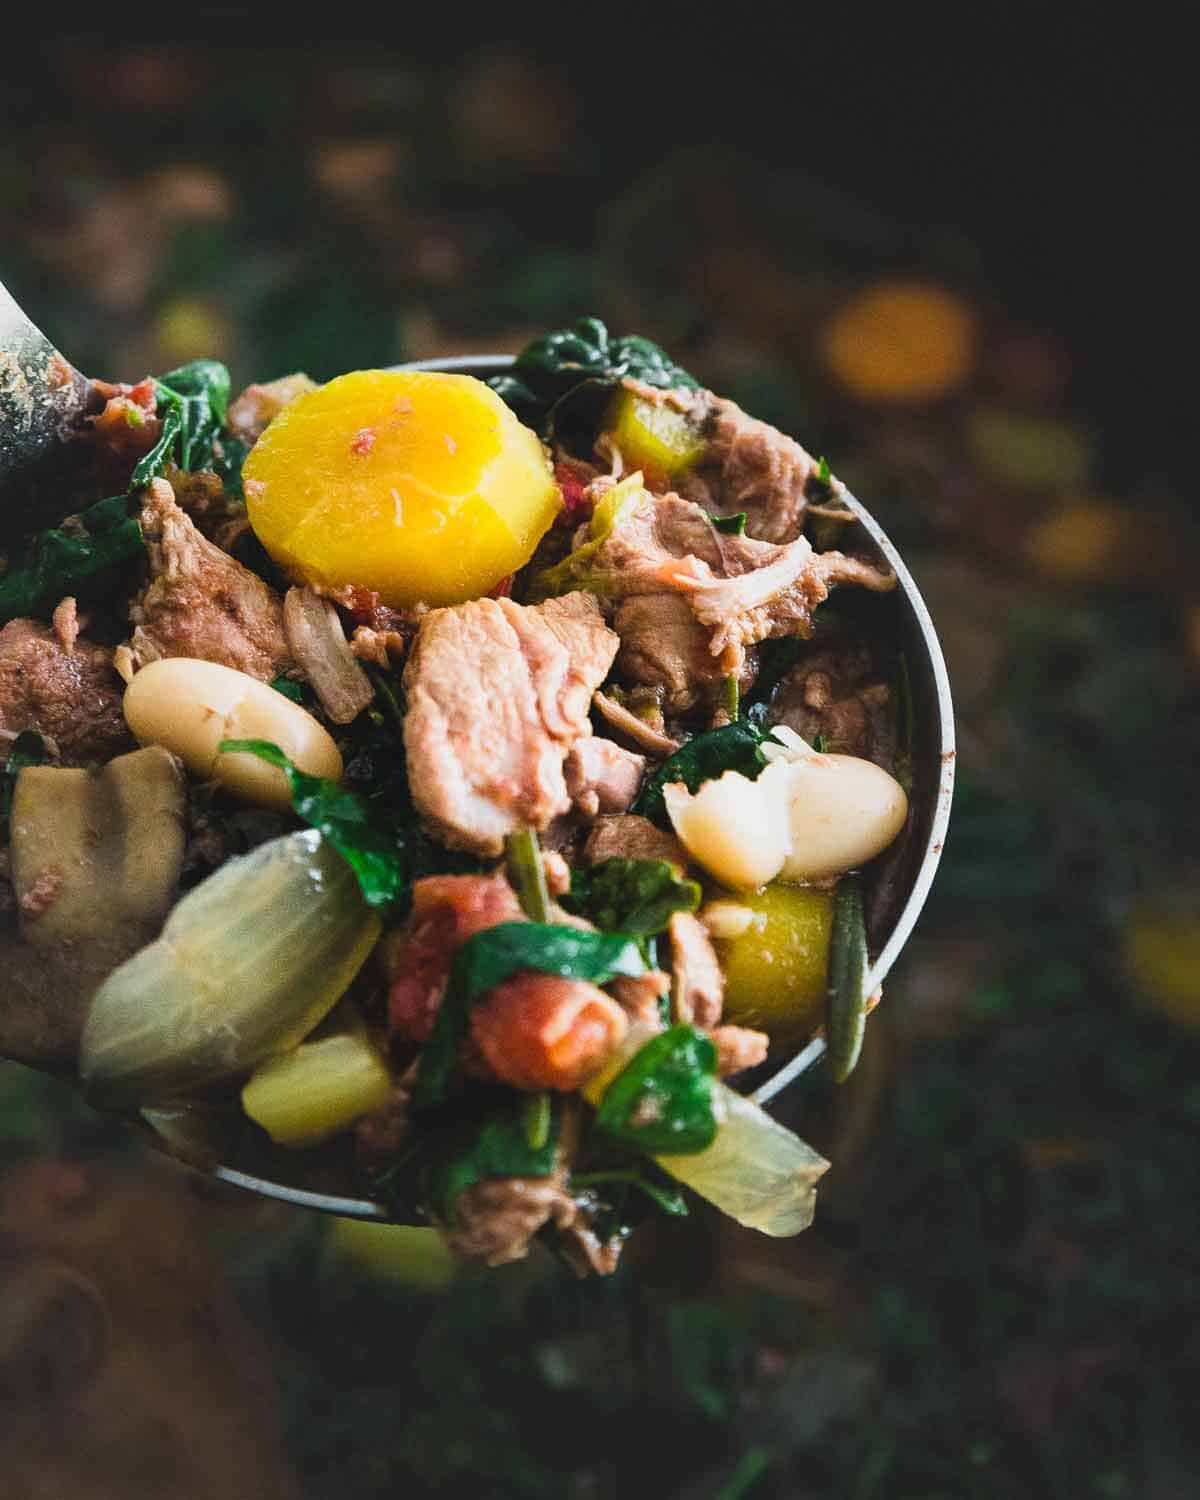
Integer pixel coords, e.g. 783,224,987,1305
0,747,187,1068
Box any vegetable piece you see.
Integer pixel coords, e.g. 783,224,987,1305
123,658,342,808
0,729,45,828
530,471,648,599
424,1092,562,1226
281,586,374,725
9,747,186,949
711,512,748,536
80,829,381,1107
504,827,551,922
0,494,143,627
593,1025,719,1155
583,1025,830,1235
663,763,793,891
826,876,869,1083
241,1032,393,1148
563,857,701,937
634,719,776,829
488,317,698,432
414,922,649,1110
603,386,706,481
715,883,835,1041
131,359,232,488
243,370,561,609
775,753,908,882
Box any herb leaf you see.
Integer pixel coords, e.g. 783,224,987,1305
131,359,232,489
563,858,700,938
219,738,409,909
712,512,747,536
489,317,697,433
426,1092,562,1225
0,494,144,626
1,730,46,828
634,719,778,829
595,1025,718,1155
414,923,649,1111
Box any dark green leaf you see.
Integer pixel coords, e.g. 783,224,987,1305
414,923,649,1111
131,359,233,488
571,1168,688,1218
826,875,869,1084
269,676,306,704
219,738,408,909
595,1024,718,1155
488,316,697,434
634,719,778,829
563,858,700,937
1,729,46,828
426,1092,562,1224
743,637,809,717
0,494,144,626
712,512,747,536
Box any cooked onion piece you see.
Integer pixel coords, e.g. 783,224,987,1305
80,830,381,1107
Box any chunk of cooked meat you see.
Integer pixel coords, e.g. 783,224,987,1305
668,910,724,1028
768,635,897,768
441,1174,578,1267
609,968,671,1026
0,617,131,765
711,1024,770,1076
127,477,290,680
471,972,628,1091
581,814,689,870
402,592,619,856
574,487,893,708
613,593,734,715
225,372,318,445
563,735,646,818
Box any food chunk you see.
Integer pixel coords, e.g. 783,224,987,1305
0,617,131,765
243,370,561,608
563,735,645,818
127,478,290,681
402,592,619,855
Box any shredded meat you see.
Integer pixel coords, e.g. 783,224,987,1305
354,1063,418,1183
127,477,290,680
349,625,409,668
609,969,671,1026
768,635,897,767
441,1175,578,1267
711,1024,770,1076
226,373,318,444
563,735,646,819
581,814,689,870
402,592,619,856
592,690,681,758
0,618,132,765
668,911,725,1027
578,487,893,708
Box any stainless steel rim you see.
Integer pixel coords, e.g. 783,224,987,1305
212,352,955,1215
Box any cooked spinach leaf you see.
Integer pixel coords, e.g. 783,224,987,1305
712,511,747,535
634,719,778,829
571,1167,688,1219
131,358,232,488
414,923,649,1111
594,1024,718,1155
0,493,144,626
489,317,698,433
1,730,46,828
269,675,307,704
563,857,700,938
425,1091,563,1225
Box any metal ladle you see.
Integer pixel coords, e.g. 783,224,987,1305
0,287,955,1221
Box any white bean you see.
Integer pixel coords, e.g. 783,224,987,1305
663,763,792,890
123,658,342,807
778,754,908,882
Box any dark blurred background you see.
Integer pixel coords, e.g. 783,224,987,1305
3,16,1198,1499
